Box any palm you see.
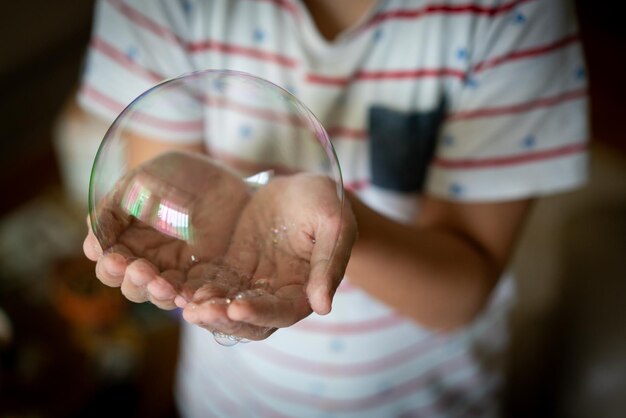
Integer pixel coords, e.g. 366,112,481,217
95,151,251,297
182,174,348,340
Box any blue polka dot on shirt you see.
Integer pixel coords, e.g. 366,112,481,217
512,12,526,24
212,78,226,92
253,28,265,42
239,124,253,139
373,28,384,42
456,47,469,61
449,183,464,197
180,0,192,14
522,135,536,149
329,338,345,352
442,135,455,147
285,84,297,96
575,66,586,80
126,45,139,61
464,76,479,89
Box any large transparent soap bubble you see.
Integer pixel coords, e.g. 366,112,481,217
89,70,344,345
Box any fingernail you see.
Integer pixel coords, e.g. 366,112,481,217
175,295,188,308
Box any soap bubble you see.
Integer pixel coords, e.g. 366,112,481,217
88,70,343,345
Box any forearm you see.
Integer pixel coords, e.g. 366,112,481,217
345,193,502,331
127,132,206,168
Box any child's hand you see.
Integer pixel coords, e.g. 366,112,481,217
84,152,356,341
181,173,357,340
84,151,251,310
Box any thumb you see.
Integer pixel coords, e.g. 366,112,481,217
305,213,355,315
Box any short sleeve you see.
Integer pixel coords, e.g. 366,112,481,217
426,0,589,202
77,0,203,144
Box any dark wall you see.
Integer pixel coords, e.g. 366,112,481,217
0,1,95,214
576,0,626,154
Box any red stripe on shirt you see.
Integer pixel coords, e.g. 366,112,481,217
92,37,164,83
250,334,446,376
252,0,300,19
326,126,368,140
358,68,466,81
433,142,586,170
81,84,204,132
474,33,581,73
201,94,310,127
187,40,298,68
447,88,587,121
307,68,466,86
307,74,352,87
107,0,185,45
365,0,535,28
81,84,124,114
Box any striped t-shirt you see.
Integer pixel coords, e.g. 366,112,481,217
79,0,588,416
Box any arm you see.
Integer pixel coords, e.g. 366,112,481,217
346,193,532,331
357,0,586,331
125,129,206,168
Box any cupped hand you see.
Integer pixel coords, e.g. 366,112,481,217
84,151,251,310
84,151,357,341
181,173,357,340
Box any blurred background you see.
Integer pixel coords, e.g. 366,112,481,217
0,1,624,417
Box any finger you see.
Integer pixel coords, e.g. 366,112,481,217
83,231,102,261
183,282,278,340
185,302,273,341
306,212,355,315
121,278,148,303
121,259,158,303
174,295,188,309
148,295,178,310
94,253,127,287
213,323,276,341
191,281,229,303
184,283,247,333
154,270,185,306
227,284,311,328
183,296,232,329
146,276,177,301
125,258,158,287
